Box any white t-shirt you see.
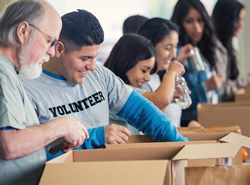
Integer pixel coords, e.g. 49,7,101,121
142,73,181,127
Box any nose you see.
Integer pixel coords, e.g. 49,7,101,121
239,20,244,29
47,46,55,57
86,58,96,71
194,21,202,32
170,48,177,59
144,73,151,82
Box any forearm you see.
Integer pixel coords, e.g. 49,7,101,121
117,91,188,142
0,119,67,160
144,71,176,109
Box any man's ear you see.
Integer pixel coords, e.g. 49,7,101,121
16,22,31,45
55,41,65,57
54,41,65,57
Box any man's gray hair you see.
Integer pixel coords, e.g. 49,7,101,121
0,0,45,47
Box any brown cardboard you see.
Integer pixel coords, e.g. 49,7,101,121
114,132,250,164
105,139,216,149
171,143,241,185
178,125,241,134
235,91,250,102
40,160,169,185
105,140,218,168
40,142,243,185
220,132,250,148
185,165,250,185
235,85,250,102
197,102,250,157
172,143,240,161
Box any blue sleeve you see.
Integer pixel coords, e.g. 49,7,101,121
46,127,106,161
82,127,106,149
116,91,188,142
0,126,14,130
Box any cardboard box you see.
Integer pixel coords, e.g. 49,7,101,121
105,140,218,167
124,132,249,148
185,165,250,185
109,132,250,164
40,142,242,185
197,102,250,157
40,159,169,185
235,88,250,102
177,125,241,134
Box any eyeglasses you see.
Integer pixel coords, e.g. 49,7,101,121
28,23,57,48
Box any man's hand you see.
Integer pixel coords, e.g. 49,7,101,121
61,117,89,149
105,124,131,144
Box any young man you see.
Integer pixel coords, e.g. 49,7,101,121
21,9,188,159
0,1,88,185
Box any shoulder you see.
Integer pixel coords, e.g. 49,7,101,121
214,37,227,54
130,85,147,95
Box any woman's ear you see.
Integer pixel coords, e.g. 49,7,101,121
54,41,65,57
16,22,31,45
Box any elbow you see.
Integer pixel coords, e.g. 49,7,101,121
0,151,14,160
155,98,172,109
162,98,172,106
0,145,17,160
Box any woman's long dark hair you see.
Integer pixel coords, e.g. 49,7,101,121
104,33,155,84
212,0,244,80
171,0,217,69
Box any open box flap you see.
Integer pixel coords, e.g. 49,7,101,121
172,143,241,160
219,132,250,148
40,160,169,185
47,151,73,163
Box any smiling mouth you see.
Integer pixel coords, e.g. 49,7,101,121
79,71,87,77
136,81,145,87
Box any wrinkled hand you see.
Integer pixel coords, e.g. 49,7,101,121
205,73,222,91
176,44,194,64
168,60,185,77
61,118,89,150
105,124,131,144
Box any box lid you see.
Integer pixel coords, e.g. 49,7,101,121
219,132,250,148
172,143,241,160
40,160,169,185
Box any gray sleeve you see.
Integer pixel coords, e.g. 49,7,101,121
214,39,250,101
0,72,27,129
97,64,133,114
220,75,250,101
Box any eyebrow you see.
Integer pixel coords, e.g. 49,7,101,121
142,65,151,69
80,56,95,59
164,43,174,47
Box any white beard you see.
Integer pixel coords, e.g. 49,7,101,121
19,62,43,79
18,38,49,79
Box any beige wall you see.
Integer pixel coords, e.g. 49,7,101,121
238,0,250,75
0,0,249,75
0,0,16,13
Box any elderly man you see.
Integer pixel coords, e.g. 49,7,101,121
0,1,88,184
